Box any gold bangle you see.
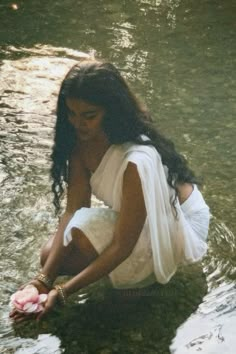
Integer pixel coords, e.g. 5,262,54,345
55,284,66,305
35,273,53,289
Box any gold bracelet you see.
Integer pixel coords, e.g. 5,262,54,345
54,284,66,305
35,273,53,289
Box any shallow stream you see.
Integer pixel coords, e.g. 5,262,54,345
0,1,235,353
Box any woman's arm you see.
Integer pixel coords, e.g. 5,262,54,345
36,162,146,320
41,147,91,281
63,161,146,296
10,149,92,322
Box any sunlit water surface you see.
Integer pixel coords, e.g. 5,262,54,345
0,0,235,353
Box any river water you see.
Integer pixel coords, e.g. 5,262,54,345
0,0,235,353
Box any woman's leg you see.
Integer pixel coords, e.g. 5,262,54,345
40,228,99,276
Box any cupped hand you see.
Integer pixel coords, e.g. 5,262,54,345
36,288,59,321
9,280,51,323
9,288,59,323
9,308,37,323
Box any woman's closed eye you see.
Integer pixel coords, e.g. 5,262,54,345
83,111,98,120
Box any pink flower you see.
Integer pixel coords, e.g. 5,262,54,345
10,285,48,313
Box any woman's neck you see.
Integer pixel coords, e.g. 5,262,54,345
79,132,110,150
78,134,111,173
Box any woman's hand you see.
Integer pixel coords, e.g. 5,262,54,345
9,279,51,323
36,288,59,321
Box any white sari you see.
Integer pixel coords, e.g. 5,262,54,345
64,141,210,288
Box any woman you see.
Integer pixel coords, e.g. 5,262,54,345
10,59,210,322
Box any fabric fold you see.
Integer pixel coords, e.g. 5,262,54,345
125,145,208,283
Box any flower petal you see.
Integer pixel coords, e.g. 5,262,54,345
10,294,16,302
23,302,38,313
35,304,44,313
14,286,39,305
24,284,39,294
12,290,23,302
38,294,48,303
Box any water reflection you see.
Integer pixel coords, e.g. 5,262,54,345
171,282,236,354
1,332,62,354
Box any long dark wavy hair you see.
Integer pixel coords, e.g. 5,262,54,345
51,59,198,214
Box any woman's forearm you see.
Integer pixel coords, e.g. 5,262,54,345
63,243,131,297
42,212,73,281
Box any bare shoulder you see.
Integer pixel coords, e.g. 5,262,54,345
121,162,146,217
123,161,140,185
122,162,145,200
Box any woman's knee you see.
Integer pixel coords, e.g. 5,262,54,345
71,227,98,261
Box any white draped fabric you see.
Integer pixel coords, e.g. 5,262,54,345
88,141,209,284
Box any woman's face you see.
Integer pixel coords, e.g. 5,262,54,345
66,98,106,142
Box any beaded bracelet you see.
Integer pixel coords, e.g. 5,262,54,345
54,284,66,305
35,273,53,290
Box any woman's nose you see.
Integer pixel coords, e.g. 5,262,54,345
69,115,87,129
69,115,80,128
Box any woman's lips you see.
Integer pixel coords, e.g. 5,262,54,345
78,129,88,135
